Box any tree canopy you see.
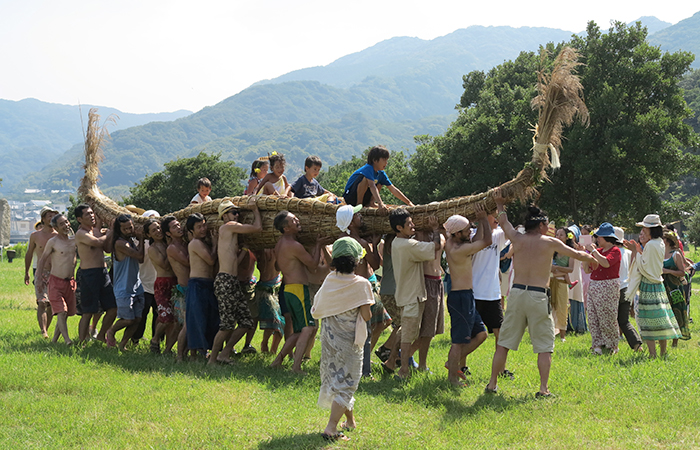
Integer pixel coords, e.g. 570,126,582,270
123,152,246,214
404,21,699,226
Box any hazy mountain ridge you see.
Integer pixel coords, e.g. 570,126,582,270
4,12,699,199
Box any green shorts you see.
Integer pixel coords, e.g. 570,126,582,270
283,284,315,333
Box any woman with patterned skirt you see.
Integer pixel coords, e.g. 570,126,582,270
625,215,681,358
662,231,691,346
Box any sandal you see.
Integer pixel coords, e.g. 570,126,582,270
321,432,349,442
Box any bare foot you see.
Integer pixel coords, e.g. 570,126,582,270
216,358,235,365
42,332,50,339
292,368,307,375
105,330,117,348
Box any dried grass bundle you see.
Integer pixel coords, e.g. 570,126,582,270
530,47,589,171
77,49,588,249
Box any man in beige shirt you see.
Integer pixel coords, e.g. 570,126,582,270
384,208,440,380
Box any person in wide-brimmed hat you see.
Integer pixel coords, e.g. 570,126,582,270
584,222,623,355
624,215,680,358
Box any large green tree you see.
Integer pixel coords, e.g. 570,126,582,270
124,152,246,214
408,22,699,226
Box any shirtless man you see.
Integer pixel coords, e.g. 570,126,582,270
485,188,596,397
443,206,491,387
35,214,77,345
270,211,327,374
74,204,117,343
24,206,58,337
162,216,190,361
105,215,145,351
209,200,262,365
145,218,179,354
185,213,218,355
254,248,284,354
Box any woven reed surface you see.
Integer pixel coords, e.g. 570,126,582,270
85,166,536,250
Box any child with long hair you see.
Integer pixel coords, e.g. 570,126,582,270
244,158,269,195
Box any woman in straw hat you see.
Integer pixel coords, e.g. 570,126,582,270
662,230,691,345
624,215,681,358
583,223,622,355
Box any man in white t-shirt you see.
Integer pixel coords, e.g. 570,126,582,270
472,215,514,379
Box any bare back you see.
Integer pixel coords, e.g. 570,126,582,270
255,249,280,283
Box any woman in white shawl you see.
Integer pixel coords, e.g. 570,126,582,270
311,236,374,442
624,215,680,358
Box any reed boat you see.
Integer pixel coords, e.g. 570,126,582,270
78,47,588,250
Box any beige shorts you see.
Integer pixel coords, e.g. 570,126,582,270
400,301,425,344
498,287,554,353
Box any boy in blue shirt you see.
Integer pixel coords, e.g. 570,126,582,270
291,156,336,201
343,145,413,211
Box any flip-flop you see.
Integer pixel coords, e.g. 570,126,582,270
321,432,349,441
339,421,356,432
443,362,467,380
105,330,117,348
484,385,498,394
535,392,555,399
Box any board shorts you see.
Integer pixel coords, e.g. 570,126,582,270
185,277,219,350
446,289,486,344
475,299,504,333
154,277,177,324
381,294,401,327
34,268,51,303
283,284,315,333
214,273,254,331
400,300,425,344
243,278,258,319
420,275,445,337
116,292,145,321
498,285,555,353
78,267,117,314
257,279,285,335
172,284,187,326
48,275,77,316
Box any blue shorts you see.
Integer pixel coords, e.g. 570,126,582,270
185,278,219,351
116,292,145,321
447,289,486,344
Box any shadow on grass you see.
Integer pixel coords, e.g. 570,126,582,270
256,432,335,450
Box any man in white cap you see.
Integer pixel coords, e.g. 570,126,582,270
24,205,58,338
443,205,491,387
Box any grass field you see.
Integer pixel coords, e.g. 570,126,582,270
2,257,700,449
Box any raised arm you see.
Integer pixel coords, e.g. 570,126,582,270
492,187,518,241
386,185,414,207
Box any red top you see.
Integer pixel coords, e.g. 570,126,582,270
591,245,621,280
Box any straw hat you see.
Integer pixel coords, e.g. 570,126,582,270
635,214,662,228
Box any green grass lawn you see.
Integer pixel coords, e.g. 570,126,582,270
2,258,700,449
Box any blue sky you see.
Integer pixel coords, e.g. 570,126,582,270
0,0,696,114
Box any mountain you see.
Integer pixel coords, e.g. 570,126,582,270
8,13,700,201
648,11,700,68
628,16,672,35
0,98,191,191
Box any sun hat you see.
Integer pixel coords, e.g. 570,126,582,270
443,215,470,236
39,205,58,218
635,214,662,228
336,205,363,234
218,200,239,220
613,226,625,244
593,222,619,242
332,236,364,259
